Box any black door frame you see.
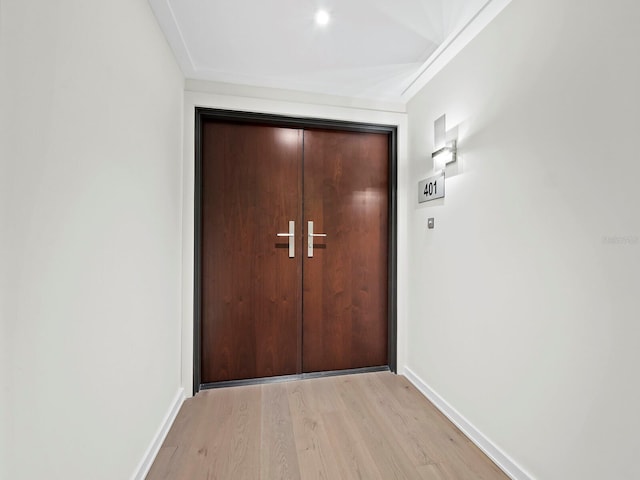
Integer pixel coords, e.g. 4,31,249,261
193,107,398,394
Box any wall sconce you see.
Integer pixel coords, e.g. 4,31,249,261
431,114,457,168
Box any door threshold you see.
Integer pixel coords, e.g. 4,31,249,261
198,365,391,391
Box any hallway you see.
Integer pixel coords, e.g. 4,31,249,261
146,372,507,479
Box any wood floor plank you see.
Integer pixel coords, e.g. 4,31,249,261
354,372,441,468
375,374,509,480
332,374,421,480
146,393,219,480
260,382,302,480
286,380,343,480
178,387,235,480
295,375,343,413
361,372,487,475
321,409,384,480
147,372,510,480
146,446,177,480
417,463,455,480
219,385,262,479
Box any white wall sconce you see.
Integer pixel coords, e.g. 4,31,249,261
432,114,457,168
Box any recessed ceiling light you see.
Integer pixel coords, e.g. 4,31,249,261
315,9,330,26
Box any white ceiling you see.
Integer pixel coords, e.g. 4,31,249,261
149,0,506,102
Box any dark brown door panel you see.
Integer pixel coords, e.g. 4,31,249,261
201,122,302,383
302,129,389,373
200,119,390,384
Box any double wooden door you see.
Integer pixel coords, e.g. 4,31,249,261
201,120,389,384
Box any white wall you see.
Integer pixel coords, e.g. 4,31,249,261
180,83,410,395
406,0,640,479
0,0,184,478
1,4,10,477
0,24,8,462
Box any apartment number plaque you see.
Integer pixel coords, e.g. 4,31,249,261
418,171,445,203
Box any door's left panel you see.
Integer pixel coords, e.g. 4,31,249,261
201,122,303,383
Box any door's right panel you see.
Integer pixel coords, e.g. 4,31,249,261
302,129,389,373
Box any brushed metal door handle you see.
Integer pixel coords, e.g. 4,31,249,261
276,220,295,258
307,221,327,258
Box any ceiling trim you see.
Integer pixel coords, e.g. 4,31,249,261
185,79,407,114
148,0,197,76
149,0,513,104
400,0,513,102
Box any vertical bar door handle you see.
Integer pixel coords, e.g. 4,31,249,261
276,220,295,258
307,221,327,258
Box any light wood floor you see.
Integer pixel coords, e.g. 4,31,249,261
146,372,508,480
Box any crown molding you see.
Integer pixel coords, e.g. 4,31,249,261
401,0,513,101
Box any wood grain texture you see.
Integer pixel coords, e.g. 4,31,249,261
201,122,303,382
201,124,391,383
146,372,509,480
261,383,301,480
286,381,342,480
302,129,389,373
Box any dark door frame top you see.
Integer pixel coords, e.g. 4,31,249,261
193,107,398,394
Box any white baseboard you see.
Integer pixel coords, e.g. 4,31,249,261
403,367,533,480
131,387,185,480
